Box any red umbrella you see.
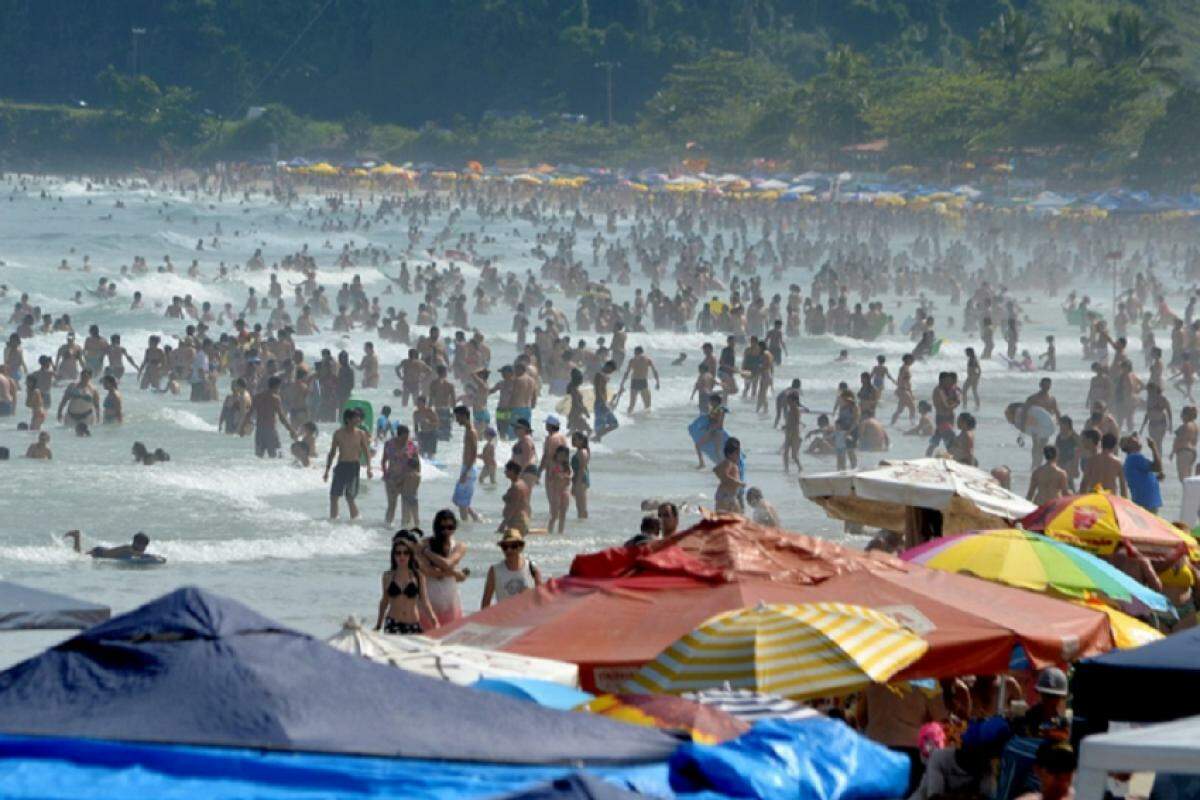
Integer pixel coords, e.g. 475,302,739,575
435,518,1113,692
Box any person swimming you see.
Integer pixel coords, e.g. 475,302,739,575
63,529,164,562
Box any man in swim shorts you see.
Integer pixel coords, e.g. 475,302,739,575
239,375,297,458
618,346,660,413
324,407,372,520
453,405,482,522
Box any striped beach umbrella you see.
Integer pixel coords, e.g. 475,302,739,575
682,687,818,723
624,603,928,701
902,528,1170,613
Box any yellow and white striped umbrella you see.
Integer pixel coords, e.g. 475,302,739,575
625,603,928,701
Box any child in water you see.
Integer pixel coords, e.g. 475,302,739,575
291,421,318,467
478,427,497,485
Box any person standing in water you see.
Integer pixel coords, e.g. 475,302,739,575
375,531,437,635
324,408,372,520
419,509,468,627
617,346,660,414
239,376,296,458
452,405,482,522
480,529,541,608
713,437,745,513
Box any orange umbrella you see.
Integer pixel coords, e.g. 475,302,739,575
577,693,748,744
435,518,1113,691
1022,490,1200,560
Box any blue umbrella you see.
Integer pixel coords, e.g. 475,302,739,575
473,677,594,711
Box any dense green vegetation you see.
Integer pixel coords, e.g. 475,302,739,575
0,0,1195,179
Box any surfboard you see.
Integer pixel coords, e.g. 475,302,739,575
343,398,375,464
103,554,167,567
555,386,607,415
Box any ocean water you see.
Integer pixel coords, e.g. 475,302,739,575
0,173,1188,666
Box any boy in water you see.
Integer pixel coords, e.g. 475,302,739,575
1054,416,1081,492
1028,446,1070,505
324,408,373,520
24,431,51,459
291,421,318,467
1040,336,1057,371
64,530,156,561
905,400,935,436
478,426,498,485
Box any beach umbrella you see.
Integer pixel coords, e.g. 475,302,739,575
682,688,818,724
326,618,578,686
577,694,748,744
1073,600,1163,650
308,162,337,176
0,581,110,631
801,457,1038,536
473,677,594,710
1022,489,1200,560
624,603,928,701
436,517,1114,691
901,528,1170,613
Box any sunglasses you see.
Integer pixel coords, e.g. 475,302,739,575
499,543,524,551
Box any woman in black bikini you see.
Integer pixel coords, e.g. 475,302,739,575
374,530,437,635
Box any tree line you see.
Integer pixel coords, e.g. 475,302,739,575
0,0,1195,180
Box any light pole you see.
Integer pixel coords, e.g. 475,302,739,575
594,61,620,127
131,27,147,74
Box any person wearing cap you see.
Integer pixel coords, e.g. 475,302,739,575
539,415,568,501
1014,741,1077,800
1120,433,1164,514
1014,667,1070,739
480,529,542,608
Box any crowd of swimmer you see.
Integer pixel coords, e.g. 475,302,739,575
5,178,1200,539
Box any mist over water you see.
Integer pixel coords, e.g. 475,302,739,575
0,173,1187,666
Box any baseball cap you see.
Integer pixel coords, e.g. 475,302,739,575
545,414,561,428
1035,667,1069,697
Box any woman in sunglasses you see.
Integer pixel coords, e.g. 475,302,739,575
418,509,469,626
375,530,437,635
480,529,541,609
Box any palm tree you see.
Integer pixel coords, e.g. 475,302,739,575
1087,8,1181,80
1050,7,1090,68
969,10,1045,80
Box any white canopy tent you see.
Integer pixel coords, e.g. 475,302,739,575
326,618,579,686
800,457,1038,537
1076,716,1200,799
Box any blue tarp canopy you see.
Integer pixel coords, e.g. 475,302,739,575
0,733,673,800
495,771,648,799
1073,626,1200,723
0,587,678,765
0,580,110,631
668,718,909,800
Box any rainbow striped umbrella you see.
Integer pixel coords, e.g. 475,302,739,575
902,528,1169,613
623,603,928,701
